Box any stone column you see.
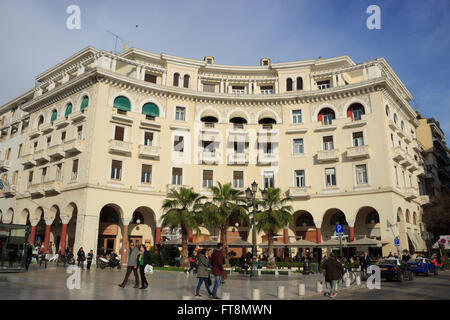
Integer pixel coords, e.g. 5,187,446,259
29,223,37,246
225,79,229,93
155,226,161,253
248,80,252,94
314,221,322,244
43,218,53,253
348,220,355,242
274,79,279,94
198,78,202,91
162,71,167,85
220,79,224,93
111,59,117,72
141,67,146,81
121,218,130,264
332,74,337,87
60,216,71,253
136,66,141,79
362,67,368,81
310,77,314,90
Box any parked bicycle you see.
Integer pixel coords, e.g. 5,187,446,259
341,265,357,285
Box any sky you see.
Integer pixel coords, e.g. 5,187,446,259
0,0,449,136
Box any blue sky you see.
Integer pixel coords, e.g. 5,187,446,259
1,0,449,136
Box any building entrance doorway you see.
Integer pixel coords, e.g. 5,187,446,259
98,236,116,255
129,236,142,247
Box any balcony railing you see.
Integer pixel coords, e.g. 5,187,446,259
54,118,70,128
138,144,160,159
28,128,41,139
0,160,11,172
21,153,36,167
109,139,132,156
3,184,16,197
400,154,412,167
29,184,44,197
317,149,339,163
388,120,398,131
288,187,311,198
69,110,87,123
33,149,50,163
43,180,62,194
198,150,220,164
48,143,64,159
227,152,249,165
392,146,405,162
417,195,430,206
40,123,54,134
63,138,84,154
404,187,418,200
346,145,370,159
257,152,278,165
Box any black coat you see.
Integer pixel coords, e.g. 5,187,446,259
322,257,344,282
77,250,86,262
137,251,152,266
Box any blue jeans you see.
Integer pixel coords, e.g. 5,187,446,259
77,261,84,269
196,277,212,295
212,275,222,298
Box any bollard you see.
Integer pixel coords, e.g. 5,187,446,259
182,296,192,300
287,270,292,277
223,292,230,300
275,269,279,277
298,283,305,296
317,281,323,293
252,288,260,300
356,276,361,286
345,277,351,288
278,286,285,299
258,270,261,276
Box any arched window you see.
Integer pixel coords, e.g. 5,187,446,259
394,113,398,124
37,115,44,129
347,103,365,121
385,105,390,117
258,117,276,124
296,77,303,90
330,211,347,226
401,120,405,132
183,74,190,88
50,109,58,124
295,213,314,227
80,96,89,111
318,108,335,125
142,103,159,118
413,212,417,225
286,78,293,91
65,103,73,118
365,211,380,224
173,73,180,86
113,96,131,112
405,210,410,223
132,212,144,224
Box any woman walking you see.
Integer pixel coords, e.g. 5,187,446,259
77,247,86,270
137,244,152,289
195,249,212,297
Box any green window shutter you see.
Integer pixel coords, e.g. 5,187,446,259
80,96,89,111
65,103,73,118
113,96,131,111
142,103,159,117
50,110,58,124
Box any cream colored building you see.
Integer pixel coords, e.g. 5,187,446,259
0,46,430,262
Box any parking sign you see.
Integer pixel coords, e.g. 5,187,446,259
335,224,344,235
394,238,400,246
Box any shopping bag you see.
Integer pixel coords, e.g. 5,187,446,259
144,264,153,274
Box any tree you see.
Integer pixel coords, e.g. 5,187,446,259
201,182,248,267
255,188,293,269
161,187,206,268
423,191,450,238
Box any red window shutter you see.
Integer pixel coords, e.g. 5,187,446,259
318,113,323,123
347,108,353,120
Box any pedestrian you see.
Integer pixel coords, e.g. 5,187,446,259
25,243,33,270
195,249,213,297
118,241,140,288
186,251,197,276
137,244,152,289
387,251,393,258
77,247,86,269
210,242,224,299
360,251,371,272
86,250,94,270
321,253,344,298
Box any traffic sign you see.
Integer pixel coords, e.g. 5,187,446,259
394,238,400,247
335,224,344,236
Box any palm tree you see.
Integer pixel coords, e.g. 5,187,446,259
202,182,248,267
161,187,206,268
255,188,293,269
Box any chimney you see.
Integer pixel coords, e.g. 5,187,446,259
123,43,129,52
260,58,271,66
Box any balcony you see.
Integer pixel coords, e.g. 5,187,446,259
166,184,190,195
257,152,278,165
257,128,278,138
227,152,249,165
21,154,36,167
346,145,370,159
43,180,62,195
40,123,54,134
33,149,50,164
288,187,311,199
342,120,367,129
413,142,423,153
317,149,339,163
404,187,418,201
392,146,405,162
198,150,220,164
400,155,412,167
388,120,398,131
138,144,160,159
403,135,412,144
0,160,11,172
54,118,70,129
201,128,220,141
416,165,425,177
417,195,430,206
69,110,87,123
109,140,132,156
28,128,41,139
408,162,418,172
3,185,16,197
29,184,44,197
47,143,64,159
397,130,406,139
314,124,337,133
63,138,84,154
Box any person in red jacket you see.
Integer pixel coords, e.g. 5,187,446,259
210,242,224,299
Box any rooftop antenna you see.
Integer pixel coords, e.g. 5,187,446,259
107,30,125,54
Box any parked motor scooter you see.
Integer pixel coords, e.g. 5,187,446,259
98,253,121,270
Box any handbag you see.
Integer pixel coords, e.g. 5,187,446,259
207,275,212,287
222,270,228,280
144,264,153,274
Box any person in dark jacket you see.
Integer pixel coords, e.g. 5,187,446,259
86,250,94,270
210,243,224,299
136,244,152,289
118,241,140,288
77,247,86,269
360,251,371,272
195,249,212,297
25,244,33,270
321,253,344,298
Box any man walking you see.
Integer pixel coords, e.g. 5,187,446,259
118,241,140,288
211,242,224,299
321,253,344,298
86,250,94,270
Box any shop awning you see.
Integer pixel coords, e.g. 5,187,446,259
317,238,348,248
288,239,318,248
347,237,382,247
113,96,131,111
258,241,287,248
407,231,420,252
142,103,159,117
195,239,218,247
228,239,253,248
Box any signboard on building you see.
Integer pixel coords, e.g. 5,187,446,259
432,235,450,250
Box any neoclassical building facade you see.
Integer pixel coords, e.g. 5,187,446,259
0,46,429,263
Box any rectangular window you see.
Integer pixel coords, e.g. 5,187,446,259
47,137,51,148
144,74,157,83
294,170,305,187
61,131,66,144
394,166,399,185
233,171,244,188
114,126,125,141
203,83,216,93
28,171,33,188
264,171,275,188
174,136,184,152
323,136,334,150
202,140,216,153
293,139,304,154
356,164,368,184
402,170,406,187
317,80,331,90
175,107,185,121
292,109,302,124
77,126,83,140
71,159,79,181
325,168,336,187
232,86,245,94
141,164,152,184
5,148,11,160
56,164,63,181
352,132,364,147
110,160,122,180
260,86,274,94
202,170,213,188
172,167,183,185
323,113,333,125
33,142,38,152
353,109,363,121
41,167,47,183
144,132,154,146
17,144,22,158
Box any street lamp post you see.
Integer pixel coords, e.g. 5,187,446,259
246,181,268,278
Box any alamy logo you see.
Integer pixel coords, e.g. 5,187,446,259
366,265,381,289
66,5,81,30
66,265,81,289
366,5,381,30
